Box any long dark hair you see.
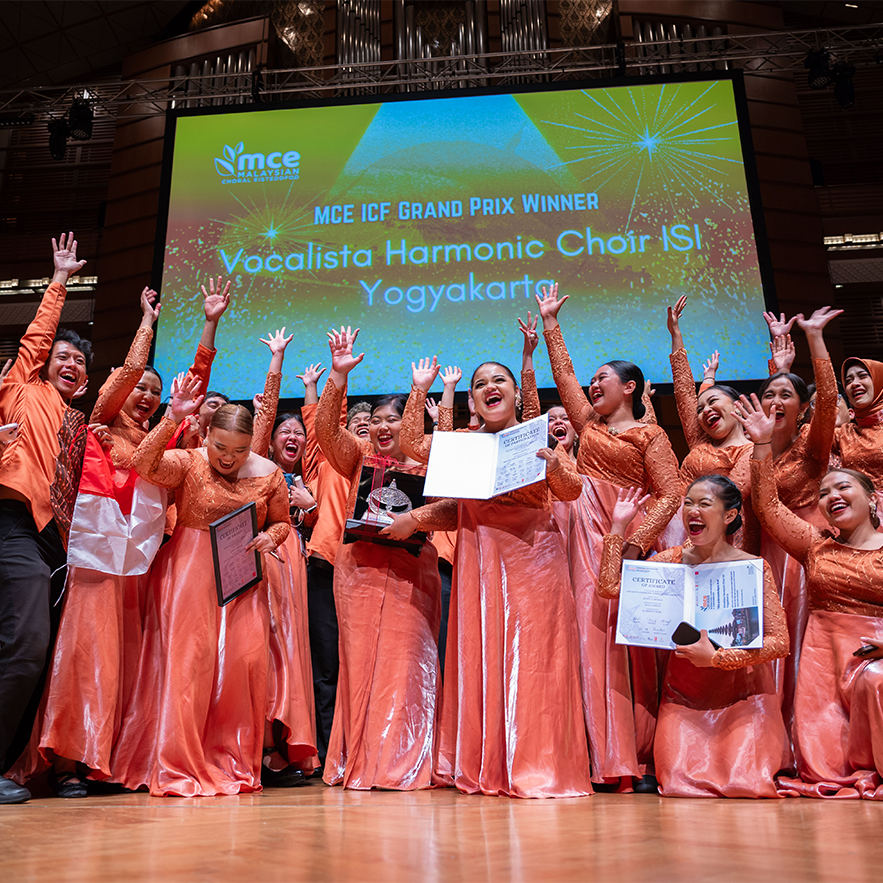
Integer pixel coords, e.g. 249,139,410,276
686,474,743,535
606,360,646,419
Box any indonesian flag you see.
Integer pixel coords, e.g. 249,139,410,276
67,430,167,575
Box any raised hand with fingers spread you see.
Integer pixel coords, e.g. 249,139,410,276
534,282,568,330
169,371,205,424
769,334,794,374
666,295,688,353
140,287,161,328
610,486,652,535
411,356,440,392
296,362,326,407
327,326,365,386
52,231,87,285
762,310,798,339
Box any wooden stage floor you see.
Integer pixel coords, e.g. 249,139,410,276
2,778,881,883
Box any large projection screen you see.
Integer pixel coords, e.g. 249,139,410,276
153,74,774,399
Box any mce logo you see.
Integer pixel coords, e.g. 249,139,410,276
214,142,300,181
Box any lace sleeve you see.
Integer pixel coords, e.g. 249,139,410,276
300,402,320,485
315,377,362,479
597,533,625,598
712,560,789,669
628,428,682,554
400,385,434,464
806,357,838,467
640,381,657,425
670,347,703,449
521,367,541,422
750,454,818,563
547,453,583,501
132,416,191,490
251,371,281,457
411,498,459,532
543,325,593,432
90,326,153,425
189,343,216,401
263,469,292,548
437,405,454,432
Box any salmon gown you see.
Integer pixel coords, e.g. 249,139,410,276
9,325,174,783
409,427,592,798
669,347,758,553
544,325,682,781
251,370,318,771
758,356,838,731
752,454,883,800
316,378,442,791
597,535,790,797
111,417,291,797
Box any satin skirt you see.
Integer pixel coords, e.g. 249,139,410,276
566,476,659,781
265,531,318,769
112,528,269,797
9,567,146,783
761,503,828,734
777,610,883,800
655,656,790,798
438,499,592,798
324,539,441,791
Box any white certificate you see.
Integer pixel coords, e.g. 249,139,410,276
423,413,549,499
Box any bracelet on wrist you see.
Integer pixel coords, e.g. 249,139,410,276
754,440,773,446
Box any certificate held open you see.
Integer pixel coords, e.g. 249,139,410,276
423,414,549,499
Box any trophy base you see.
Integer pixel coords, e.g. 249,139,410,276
343,519,428,557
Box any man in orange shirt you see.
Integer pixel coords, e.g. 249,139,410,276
0,233,90,804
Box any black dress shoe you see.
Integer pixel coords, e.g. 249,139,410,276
633,774,659,794
0,776,31,804
49,770,88,798
261,764,309,788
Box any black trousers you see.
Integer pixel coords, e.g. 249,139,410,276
437,559,453,679
0,500,66,769
306,556,339,765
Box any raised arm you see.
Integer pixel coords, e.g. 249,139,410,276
9,233,86,385
132,372,203,490
627,428,683,554
797,307,841,466
251,328,293,456
735,393,819,563
518,311,542,421
670,348,703,449
596,487,650,598
91,287,159,425
315,327,366,479
437,365,459,432
536,284,593,431
400,356,440,464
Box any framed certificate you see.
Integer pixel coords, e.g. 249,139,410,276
209,502,263,607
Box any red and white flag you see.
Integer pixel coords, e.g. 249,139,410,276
67,431,167,575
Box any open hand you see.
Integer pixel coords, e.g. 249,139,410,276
796,305,844,336
441,365,462,388
296,362,325,388
702,350,720,380
52,232,87,277
666,295,687,336
327,326,365,376
733,393,775,444
141,287,161,324
170,371,205,423
411,356,440,392
763,311,797,339
534,282,568,328
201,276,231,323
260,327,294,356
425,397,440,424
611,486,651,535
769,334,795,374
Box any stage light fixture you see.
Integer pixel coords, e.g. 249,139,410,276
48,118,69,161
804,50,833,89
0,111,35,128
833,63,856,108
68,100,93,140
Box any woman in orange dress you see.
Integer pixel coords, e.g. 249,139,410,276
9,287,163,795
315,327,442,791
112,376,290,797
248,329,319,784
597,480,790,798
743,307,841,730
665,296,756,552
389,357,591,799
536,284,681,788
835,358,883,493
741,395,883,800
